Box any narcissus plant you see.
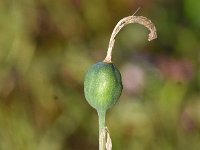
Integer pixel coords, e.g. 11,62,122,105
84,12,157,150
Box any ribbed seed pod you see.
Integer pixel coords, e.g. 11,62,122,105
84,61,123,112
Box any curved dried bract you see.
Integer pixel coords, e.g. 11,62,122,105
104,15,157,63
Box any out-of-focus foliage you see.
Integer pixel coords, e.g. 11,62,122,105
0,0,200,150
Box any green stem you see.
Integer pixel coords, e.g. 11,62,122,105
98,110,106,150
98,110,106,130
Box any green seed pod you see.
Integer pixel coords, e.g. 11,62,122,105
84,62,123,112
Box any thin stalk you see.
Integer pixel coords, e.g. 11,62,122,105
98,110,106,150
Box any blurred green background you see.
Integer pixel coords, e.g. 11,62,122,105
0,0,200,150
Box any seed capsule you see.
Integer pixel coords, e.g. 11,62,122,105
84,61,123,112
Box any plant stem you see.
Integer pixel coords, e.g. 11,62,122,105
98,110,106,150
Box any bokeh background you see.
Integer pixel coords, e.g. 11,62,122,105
0,0,200,150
